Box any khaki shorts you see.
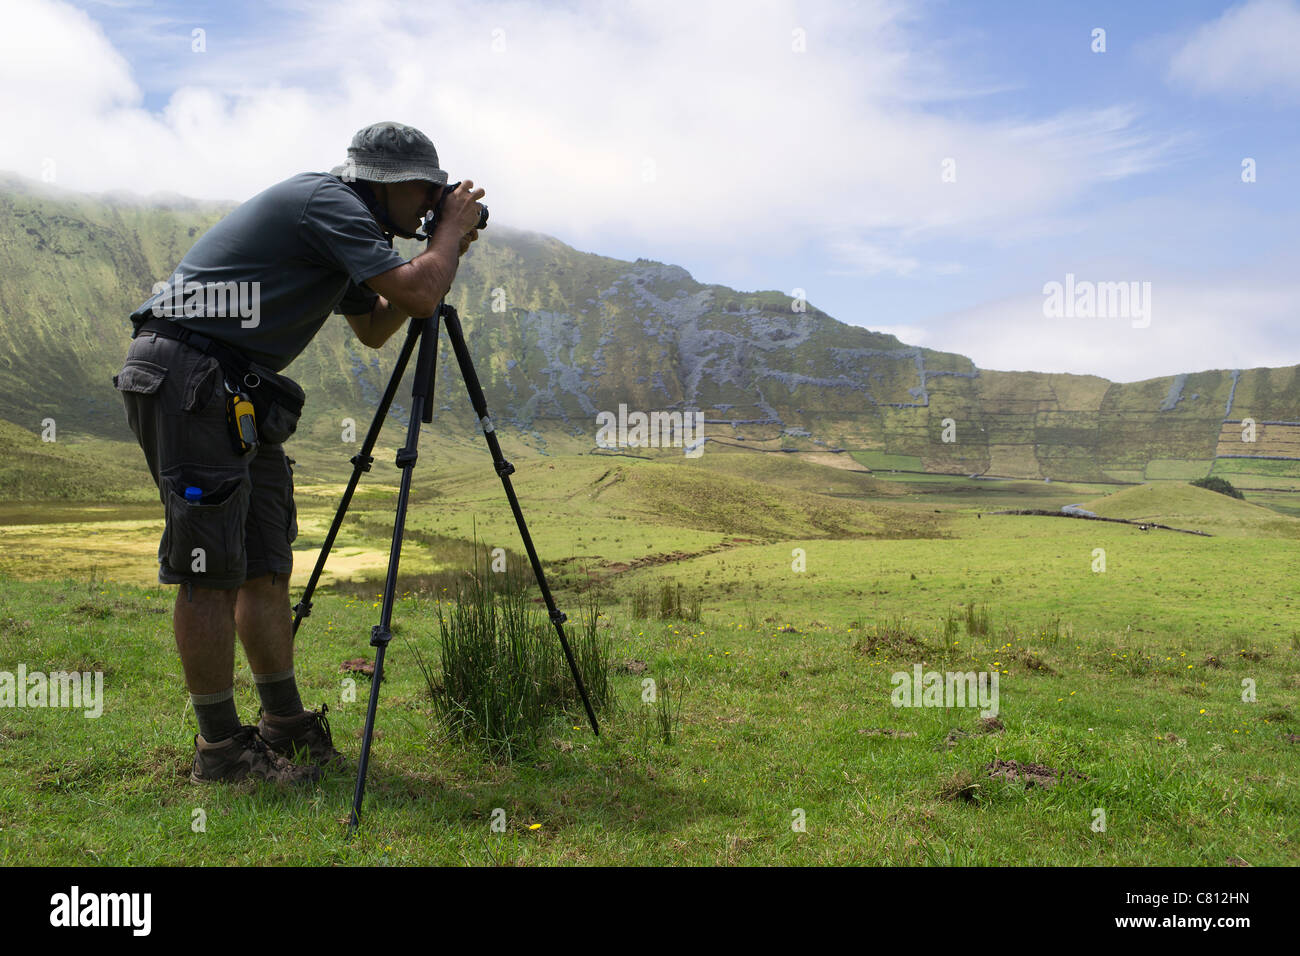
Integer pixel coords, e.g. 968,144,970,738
114,330,298,590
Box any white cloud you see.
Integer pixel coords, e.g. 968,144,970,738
825,240,921,277
0,0,1176,262
918,273,1300,383
1168,0,1300,100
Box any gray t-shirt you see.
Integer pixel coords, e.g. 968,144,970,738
130,172,406,372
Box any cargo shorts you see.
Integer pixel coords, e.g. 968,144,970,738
113,330,298,590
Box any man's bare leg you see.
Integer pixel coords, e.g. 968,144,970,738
235,573,293,673
174,583,238,691
236,573,303,717
174,584,241,741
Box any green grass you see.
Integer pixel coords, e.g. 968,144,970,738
1145,459,1213,480
850,450,926,472
1,464,1298,865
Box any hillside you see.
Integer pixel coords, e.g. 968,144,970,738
1082,482,1300,538
1,171,1298,491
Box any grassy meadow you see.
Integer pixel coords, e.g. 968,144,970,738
1,446,1298,865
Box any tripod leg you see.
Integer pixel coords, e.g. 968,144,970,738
439,305,600,736
292,320,423,636
349,311,441,833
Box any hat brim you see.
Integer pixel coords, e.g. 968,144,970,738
330,161,448,185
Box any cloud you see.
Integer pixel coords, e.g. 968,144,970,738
917,272,1300,383
0,0,1177,262
1167,0,1300,100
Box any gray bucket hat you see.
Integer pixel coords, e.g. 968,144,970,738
330,121,448,185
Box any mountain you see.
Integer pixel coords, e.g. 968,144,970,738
1,171,1297,490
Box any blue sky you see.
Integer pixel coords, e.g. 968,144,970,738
4,0,1298,382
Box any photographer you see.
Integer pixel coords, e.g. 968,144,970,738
113,122,484,784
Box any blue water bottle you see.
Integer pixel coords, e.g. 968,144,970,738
184,486,203,503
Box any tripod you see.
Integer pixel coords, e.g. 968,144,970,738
291,298,600,833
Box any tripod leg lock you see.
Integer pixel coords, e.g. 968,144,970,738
370,625,392,647
395,447,418,468
495,459,515,477
293,600,312,619
550,609,567,625
350,452,375,473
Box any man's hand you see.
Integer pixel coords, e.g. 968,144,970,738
437,180,486,240
364,179,486,318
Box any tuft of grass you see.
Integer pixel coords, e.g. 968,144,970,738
656,580,702,622
653,677,682,745
630,583,652,618
417,550,611,760
942,607,961,644
964,602,991,637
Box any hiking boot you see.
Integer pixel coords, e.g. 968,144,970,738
257,704,344,770
190,726,322,785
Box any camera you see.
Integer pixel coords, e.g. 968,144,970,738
425,181,488,234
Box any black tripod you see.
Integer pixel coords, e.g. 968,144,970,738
291,298,599,833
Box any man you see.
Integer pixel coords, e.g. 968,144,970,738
114,122,485,784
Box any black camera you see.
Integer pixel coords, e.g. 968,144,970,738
425,181,488,234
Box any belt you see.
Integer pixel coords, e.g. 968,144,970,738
133,317,304,416
133,317,256,386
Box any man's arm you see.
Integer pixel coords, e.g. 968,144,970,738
344,295,412,348
347,181,486,348
345,228,479,348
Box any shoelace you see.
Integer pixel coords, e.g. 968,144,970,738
242,726,294,768
309,704,333,747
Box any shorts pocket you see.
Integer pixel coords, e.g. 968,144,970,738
113,359,167,395
182,356,223,413
161,473,249,577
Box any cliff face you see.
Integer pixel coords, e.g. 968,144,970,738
2,174,1297,484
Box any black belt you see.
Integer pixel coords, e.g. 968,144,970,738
133,317,256,382
132,317,303,418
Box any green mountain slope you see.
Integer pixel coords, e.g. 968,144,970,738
1,171,1297,491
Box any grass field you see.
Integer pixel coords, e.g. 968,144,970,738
1,450,1298,865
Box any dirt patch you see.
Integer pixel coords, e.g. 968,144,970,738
340,658,376,677
939,769,980,803
978,717,1005,734
851,619,933,657
986,759,1086,790
1010,649,1057,675
1162,733,1186,745
1203,655,1224,669
859,728,916,738
942,728,970,748
618,659,648,675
